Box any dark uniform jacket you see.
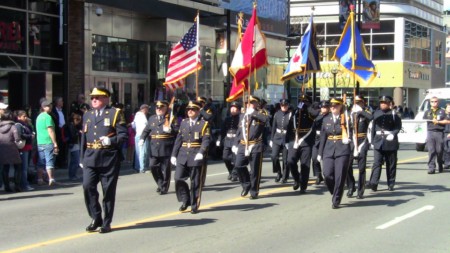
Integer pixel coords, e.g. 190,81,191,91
171,118,210,167
80,106,128,168
271,110,292,145
313,113,326,148
351,107,373,149
370,109,402,151
234,110,268,153
218,114,240,148
287,104,319,146
423,108,446,132
318,113,352,158
141,114,178,157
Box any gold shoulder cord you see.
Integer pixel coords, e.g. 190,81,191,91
201,121,210,136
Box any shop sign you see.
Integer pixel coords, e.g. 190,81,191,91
0,21,23,53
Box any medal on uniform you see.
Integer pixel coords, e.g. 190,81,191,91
104,118,110,126
194,132,199,139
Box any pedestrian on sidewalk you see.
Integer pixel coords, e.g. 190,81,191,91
15,110,35,191
67,113,83,181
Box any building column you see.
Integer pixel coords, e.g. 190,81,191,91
393,87,403,107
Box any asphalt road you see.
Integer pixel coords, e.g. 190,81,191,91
1,145,449,253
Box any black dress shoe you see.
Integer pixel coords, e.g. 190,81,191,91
241,188,250,197
315,176,323,185
274,174,281,183
332,203,339,209
86,219,103,232
179,203,189,211
99,226,112,233
159,190,167,195
356,194,364,199
368,183,377,192
428,170,435,174
231,176,238,182
156,188,161,193
299,189,306,194
190,208,199,214
293,181,300,190
281,179,287,184
388,185,394,191
347,188,356,197
249,194,258,200
227,174,232,181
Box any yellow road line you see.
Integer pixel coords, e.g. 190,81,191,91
1,155,428,253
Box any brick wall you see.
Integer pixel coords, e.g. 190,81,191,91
67,0,84,105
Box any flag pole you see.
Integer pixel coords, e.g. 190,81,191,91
350,5,359,155
195,11,200,98
236,12,245,108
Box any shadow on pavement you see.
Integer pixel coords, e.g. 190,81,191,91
344,198,414,208
206,203,278,212
0,192,73,201
116,218,218,231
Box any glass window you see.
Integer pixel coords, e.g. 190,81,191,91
92,35,147,74
0,55,26,69
324,36,340,46
377,20,395,33
28,0,59,15
372,34,394,44
0,0,26,9
29,57,63,72
28,14,62,58
372,45,394,60
326,22,341,36
0,9,26,55
404,47,411,62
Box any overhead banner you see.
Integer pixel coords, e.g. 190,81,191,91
219,0,288,36
361,0,380,29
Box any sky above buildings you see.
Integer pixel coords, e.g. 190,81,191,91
445,0,450,11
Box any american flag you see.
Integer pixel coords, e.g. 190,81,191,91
164,16,202,90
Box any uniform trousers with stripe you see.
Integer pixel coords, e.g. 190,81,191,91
323,154,349,206
149,156,171,193
175,164,204,210
234,146,263,196
271,142,289,180
287,144,312,191
369,149,397,188
83,160,121,227
346,138,369,196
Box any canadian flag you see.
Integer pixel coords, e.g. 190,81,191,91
229,7,268,90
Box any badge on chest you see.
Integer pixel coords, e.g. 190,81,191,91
104,118,110,126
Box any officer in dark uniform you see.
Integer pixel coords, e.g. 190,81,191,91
317,98,351,209
171,101,210,214
423,96,446,174
197,96,214,122
270,99,291,183
217,101,241,181
70,93,90,116
346,95,373,199
139,100,178,195
233,95,268,199
444,103,450,170
311,100,330,185
368,95,402,191
81,87,128,233
287,94,319,193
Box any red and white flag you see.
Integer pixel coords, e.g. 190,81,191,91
228,7,268,88
164,15,201,90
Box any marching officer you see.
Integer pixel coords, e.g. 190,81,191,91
233,95,268,199
217,101,241,181
311,100,330,185
368,95,402,191
270,99,292,183
423,96,446,174
171,101,210,214
139,100,178,195
81,87,128,233
197,96,214,122
346,95,373,199
317,98,351,209
287,94,319,193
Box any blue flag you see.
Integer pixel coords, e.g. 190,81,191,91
333,10,376,85
281,14,321,82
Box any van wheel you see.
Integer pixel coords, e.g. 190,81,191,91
416,143,426,152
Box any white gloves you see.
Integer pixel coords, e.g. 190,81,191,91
194,153,203,161
246,107,255,115
231,145,238,154
293,142,299,149
79,163,84,169
297,102,304,109
170,156,177,166
100,136,111,146
216,140,220,147
386,134,394,141
317,155,322,163
352,104,362,113
342,138,350,144
138,139,144,146
269,141,273,148
163,126,171,133
285,144,289,149
370,144,374,150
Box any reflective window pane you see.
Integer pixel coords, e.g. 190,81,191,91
29,57,63,71
0,9,26,54
0,0,26,9
28,0,59,15
0,55,26,69
28,14,62,57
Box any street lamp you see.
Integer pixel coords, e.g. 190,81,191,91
331,67,338,97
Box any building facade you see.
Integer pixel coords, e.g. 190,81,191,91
290,0,446,111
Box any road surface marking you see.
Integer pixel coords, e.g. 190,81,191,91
376,205,435,230
1,155,428,253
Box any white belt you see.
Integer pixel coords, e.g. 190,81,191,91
316,131,320,136
226,133,236,138
376,130,393,135
276,129,287,134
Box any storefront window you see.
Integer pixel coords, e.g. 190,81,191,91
0,55,26,69
28,14,62,57
0,9,26,55
0,0,26,9
404,21,431,65
28,0,59,15
92,34,147,74
29,57,63,72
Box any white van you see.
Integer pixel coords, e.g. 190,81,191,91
414,88,450,151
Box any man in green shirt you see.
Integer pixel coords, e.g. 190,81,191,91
36,99,59,186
